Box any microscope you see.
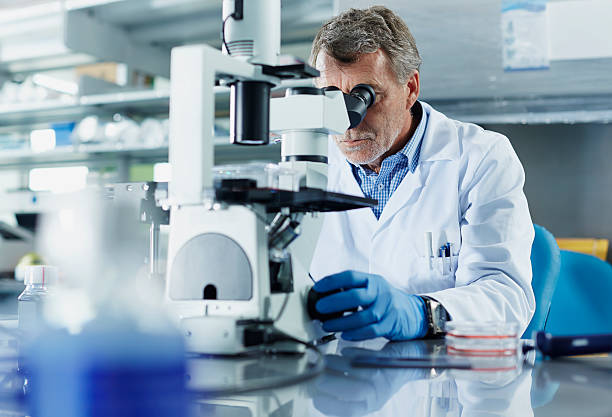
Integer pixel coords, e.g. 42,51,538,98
164,0,376,354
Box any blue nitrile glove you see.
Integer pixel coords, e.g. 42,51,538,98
313,270,428,341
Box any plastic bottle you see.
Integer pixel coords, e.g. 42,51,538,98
18,265,58,336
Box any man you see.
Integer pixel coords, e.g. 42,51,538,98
309,6,535,340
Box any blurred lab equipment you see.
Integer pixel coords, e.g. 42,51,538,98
102,114,140,145
14,252,44,282
0,222,34,279
0,132,26,152
138,182,170,281
0,78,71,105
50,122,76,147
534,331,612,357
164,0,376,355
523,224,561,338
139,118,166,147
23,192,188,417
27,321,187,417
72,114,169,148
71,115,105,144
17,265,57,338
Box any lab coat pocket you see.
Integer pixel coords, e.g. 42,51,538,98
434,254,458,278
416,255,457,293
421,255,459,280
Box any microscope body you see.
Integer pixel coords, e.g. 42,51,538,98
164,0,375,354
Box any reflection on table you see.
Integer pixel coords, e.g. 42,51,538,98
0,327,610,417
189,338,534,417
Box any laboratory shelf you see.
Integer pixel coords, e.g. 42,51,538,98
0,139,281,170
430,94,612,125
0,144,168,170
0,78,314,128
0,89,171,127
454,109,612,125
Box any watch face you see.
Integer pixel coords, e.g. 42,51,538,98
430,302,447,333
422,297,448,336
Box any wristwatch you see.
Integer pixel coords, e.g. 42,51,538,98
420,296,449,338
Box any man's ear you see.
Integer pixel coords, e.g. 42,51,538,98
406,71,420,109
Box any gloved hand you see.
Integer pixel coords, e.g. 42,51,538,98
313,270,428,341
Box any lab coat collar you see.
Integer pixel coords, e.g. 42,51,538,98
329,100,459,230
373,102,458,228
328,155,380,227
375,160,427,230
343,162,380,226
334,148,427,232
417,101,460,163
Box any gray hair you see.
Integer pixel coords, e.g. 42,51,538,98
310,6,422,84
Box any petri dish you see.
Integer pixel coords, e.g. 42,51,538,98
445,321,519,357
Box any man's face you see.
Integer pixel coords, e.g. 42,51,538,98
315,49,414,167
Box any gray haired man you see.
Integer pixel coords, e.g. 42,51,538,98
309,6,535,341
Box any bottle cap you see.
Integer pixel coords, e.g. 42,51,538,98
24,265,59,286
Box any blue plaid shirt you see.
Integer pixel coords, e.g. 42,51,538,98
351,102,428,219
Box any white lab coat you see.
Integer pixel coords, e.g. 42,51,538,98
310,101,535,332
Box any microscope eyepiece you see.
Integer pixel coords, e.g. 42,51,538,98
350,84,376,109
341,83,376,129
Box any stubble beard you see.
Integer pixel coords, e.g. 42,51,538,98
335,123,402,166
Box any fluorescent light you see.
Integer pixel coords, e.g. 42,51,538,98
29,166,89,192
32,73,79,95
0,2,61,24
30,129,56,153
153,163,171,182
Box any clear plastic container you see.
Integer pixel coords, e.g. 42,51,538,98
445,321,519,357
213,162,296,189
31,194,188,416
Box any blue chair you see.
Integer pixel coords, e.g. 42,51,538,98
545,250,612,335
522,225,561,338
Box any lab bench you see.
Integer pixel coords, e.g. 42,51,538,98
0,317,611,417
184,338,612,417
